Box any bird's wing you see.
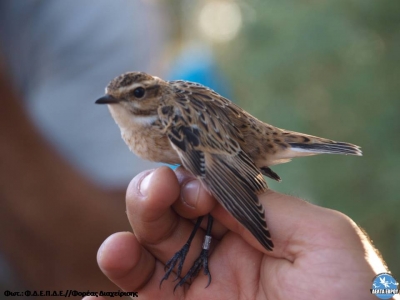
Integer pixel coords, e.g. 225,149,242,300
158,81,273,250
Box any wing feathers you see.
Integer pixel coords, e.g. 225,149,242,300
161,82,274,251
204,153,273,250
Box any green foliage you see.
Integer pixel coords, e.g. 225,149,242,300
217,0,400,277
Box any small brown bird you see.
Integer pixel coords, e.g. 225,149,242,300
96,71,362,289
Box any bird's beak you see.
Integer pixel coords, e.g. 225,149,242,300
95,95,119,104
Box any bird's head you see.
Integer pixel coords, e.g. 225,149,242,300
96,72,166,127
96,71,167,115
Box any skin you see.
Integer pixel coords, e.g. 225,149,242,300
87,166,394,300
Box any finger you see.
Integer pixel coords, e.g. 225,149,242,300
172,167,228,239
126,166,210,275
97,231,183,298
97,232,154,291
259,191,364,259
211,189,361,259
172,167,216,219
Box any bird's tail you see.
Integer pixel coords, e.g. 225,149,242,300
282,131,362,156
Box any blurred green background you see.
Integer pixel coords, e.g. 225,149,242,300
175,0,399,278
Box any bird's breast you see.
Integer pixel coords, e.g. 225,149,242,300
108,104,181,164
121,125,181,165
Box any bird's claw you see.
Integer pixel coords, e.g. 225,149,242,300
159,243,190,288
173,248,211,292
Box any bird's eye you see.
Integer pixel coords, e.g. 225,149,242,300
133,87,145,98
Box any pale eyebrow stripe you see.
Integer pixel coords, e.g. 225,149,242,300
118,80,158,93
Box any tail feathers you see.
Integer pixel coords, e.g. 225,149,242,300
280,130,362,156
289,141,362,156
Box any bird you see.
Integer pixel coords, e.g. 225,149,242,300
95,71,362,289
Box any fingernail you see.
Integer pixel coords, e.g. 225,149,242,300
181,180,200,209
139,171,154,196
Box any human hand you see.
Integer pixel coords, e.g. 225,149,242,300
92,166,388,299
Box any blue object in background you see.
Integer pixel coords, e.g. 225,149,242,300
168,42,231,99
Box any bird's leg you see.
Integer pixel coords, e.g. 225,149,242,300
174,214,214,291
160,215,204,287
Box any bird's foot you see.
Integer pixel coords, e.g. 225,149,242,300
160,243,190,287
173,240,212,291
160,215,213,291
